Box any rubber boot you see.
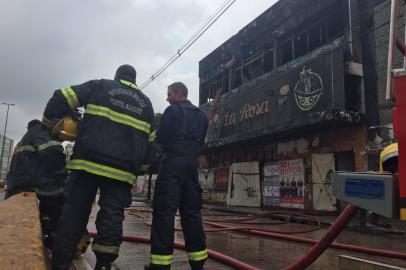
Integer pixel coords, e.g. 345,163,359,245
94,261,111,270
190,260,205,270
144,264,170,270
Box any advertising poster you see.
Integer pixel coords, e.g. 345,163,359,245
214,167,230,190
279,159,305,209
198,168,214,191
263,162,281,206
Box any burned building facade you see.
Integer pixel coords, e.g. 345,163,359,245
197,0,402,210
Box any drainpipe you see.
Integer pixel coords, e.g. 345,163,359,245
348,0,353,56
386,0,397,100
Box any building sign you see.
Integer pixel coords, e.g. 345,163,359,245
263,159,305,209
201,40,345,147
294,67,324,111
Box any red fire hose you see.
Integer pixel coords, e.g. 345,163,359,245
282,204,358,270
119,204,406,269
87,231,260,270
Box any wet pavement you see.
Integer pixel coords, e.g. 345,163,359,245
82,198,406,270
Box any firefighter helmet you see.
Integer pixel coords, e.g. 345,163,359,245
379,143,398,173
51,116,79,141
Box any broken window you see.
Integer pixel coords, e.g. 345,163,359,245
280,39,293,65
199,81,210,105
263,48,274,73
308,24,321,51
231,68,242,89
326,2,344,40
294,31,308,58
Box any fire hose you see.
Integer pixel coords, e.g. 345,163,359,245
97,204,406,270
87,231,260,270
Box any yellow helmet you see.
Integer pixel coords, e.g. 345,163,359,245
379,143,398,173
51,116,79,141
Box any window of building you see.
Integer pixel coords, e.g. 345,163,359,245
280,39,293,65
294,31,308,58
231,68,242,89
263,48,274,73
308,24,319,51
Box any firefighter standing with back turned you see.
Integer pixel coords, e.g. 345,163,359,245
43,64,155,270
5,119,66,250
145,82,209,270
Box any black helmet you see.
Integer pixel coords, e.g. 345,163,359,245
114,64,137,83
27,119,42,129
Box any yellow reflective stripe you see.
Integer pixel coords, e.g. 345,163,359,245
37,141,61,152
188,249,208,261
120,80,139,90
14,145,36,154
42,116,54,128
85,104,150,134
67,159,136,185
92,243,119,255
149,130,156,142
60,86,79,110
150,254,173,265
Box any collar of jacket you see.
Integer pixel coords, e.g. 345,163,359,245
120,80,139,90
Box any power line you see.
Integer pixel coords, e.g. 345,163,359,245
140,0,238,90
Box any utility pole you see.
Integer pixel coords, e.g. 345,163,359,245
0,102,14,179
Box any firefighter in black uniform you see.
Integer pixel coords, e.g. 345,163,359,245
145,82,208,270
5,119,66,249
43,65,156,270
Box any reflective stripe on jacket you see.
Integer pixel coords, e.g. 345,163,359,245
43,79,155,185
67,159,136,185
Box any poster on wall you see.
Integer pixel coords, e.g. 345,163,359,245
227,162,261,207
198,168,214,191
263,162,281,205
214,167,229,190
263,159,305,208
279,159,305,209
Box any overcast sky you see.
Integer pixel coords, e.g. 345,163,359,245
0,0,277,143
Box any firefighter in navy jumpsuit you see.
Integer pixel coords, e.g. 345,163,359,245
43,65,155,270
146,82,208,270
5,119,66,249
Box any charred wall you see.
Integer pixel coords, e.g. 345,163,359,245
199,0,348,106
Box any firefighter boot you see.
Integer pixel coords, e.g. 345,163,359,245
94,253,116,270
144,264,170,270
74,233,92,258
94,262,111,270
190,260,205,270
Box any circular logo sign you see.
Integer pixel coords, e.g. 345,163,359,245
294,67,323,111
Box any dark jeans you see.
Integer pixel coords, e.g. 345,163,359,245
52,170,132,270
38,194,65,249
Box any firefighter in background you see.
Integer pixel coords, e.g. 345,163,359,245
44,64,155,270
5,119,66,249
145,82,208,270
